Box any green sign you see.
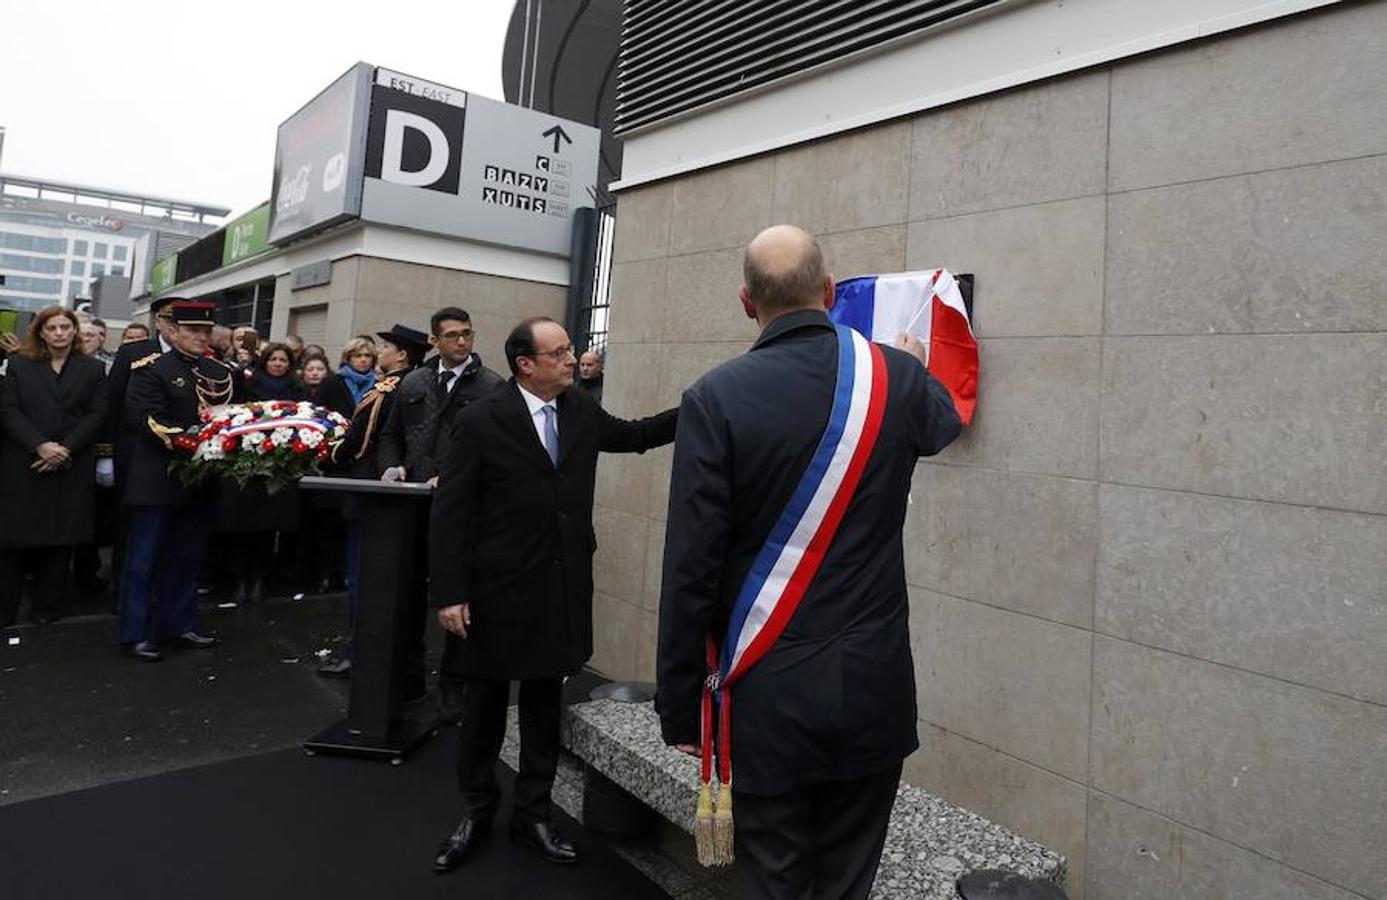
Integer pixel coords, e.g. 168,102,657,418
222,203,271,266
150,254,178,295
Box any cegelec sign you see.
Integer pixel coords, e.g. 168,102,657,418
66,211,124,232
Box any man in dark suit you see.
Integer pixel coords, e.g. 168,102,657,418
377,307,505,712
118,300,235,662
428,316,677,873
656,225,962,899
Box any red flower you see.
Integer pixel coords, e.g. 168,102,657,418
222,437,238,452
291,439,308,454
316,445,329,461
261,437,274,452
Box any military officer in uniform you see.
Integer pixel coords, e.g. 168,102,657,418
318,323,431,679
118,300,234,661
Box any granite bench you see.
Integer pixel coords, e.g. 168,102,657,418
560,698,1067,900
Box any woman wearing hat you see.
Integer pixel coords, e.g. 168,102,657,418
318,323,429,678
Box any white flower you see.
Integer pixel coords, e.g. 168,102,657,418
267,406,285,418
232,412,253,426
271,427,295,446
301,429,324,448
241,434,260,453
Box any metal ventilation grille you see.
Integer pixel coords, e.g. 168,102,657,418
616,0,1007,134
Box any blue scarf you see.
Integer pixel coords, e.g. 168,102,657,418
338,364,377,406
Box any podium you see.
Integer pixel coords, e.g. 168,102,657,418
299,476,437,763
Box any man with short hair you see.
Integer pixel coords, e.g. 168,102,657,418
117,301,235,661
378,307,505,713
576,349,604,403
656,225,962,899
428,316,677,873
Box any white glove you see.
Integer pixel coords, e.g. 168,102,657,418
96,457,115,488
381,466,406,483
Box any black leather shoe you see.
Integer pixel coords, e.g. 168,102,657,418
124,641,162,662
433,816,491,873
510,819,579,865
437,688,466,725
317,655,352,678
173,631,219,649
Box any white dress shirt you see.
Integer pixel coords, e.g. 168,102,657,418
517,383,558,449
436,356,469,392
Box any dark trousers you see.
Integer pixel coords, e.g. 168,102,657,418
118,506,209,644
0,547,71,627
455,676,562,824
733,761,902,900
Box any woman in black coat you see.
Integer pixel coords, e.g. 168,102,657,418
0,307,106,627
218,341,303,604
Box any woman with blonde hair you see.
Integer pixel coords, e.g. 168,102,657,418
0,306,106,627
337,336,377,407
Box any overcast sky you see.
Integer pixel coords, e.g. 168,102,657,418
2,0,514,220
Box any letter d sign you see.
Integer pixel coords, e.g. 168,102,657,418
364,86,465,194
382,111,447,186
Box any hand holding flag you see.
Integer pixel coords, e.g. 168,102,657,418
830,269,978,424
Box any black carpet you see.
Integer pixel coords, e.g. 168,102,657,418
0,729,670,900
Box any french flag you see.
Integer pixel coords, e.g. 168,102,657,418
830,269,978,425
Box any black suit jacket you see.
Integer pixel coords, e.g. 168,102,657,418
379,355,506,481
429,380,677,679
656,309,962,795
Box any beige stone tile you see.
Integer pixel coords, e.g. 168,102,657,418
1086,792,1365,900
1106,156,1387,335
904,722,1087,898
593,506,651,607
653,341,749,411
817,225,907,283
1090,637,1387,898
590,592,646,683
910,589,1091,780
772,121,913,233
906,197,1105,337
905,463,1098,629
910,71,1108,219
1109,1,1387,191
613,182,672,263
1097,484,1387,704
664,248,759,343
1100,334,1387,514
669,156,775,256
607,258,668,345
642,517,665,614
938,336,1101,480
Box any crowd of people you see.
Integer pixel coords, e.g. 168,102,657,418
0,296,606,649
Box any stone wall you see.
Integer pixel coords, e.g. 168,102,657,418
591,4,1387,898
270,255,568,367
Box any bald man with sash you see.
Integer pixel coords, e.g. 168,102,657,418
656,225,962,899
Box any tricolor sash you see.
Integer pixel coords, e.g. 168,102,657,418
695,325,889,866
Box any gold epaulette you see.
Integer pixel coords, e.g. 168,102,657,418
147,416,183,450
375,375,399,393
93,442,115,458
130,352,161,370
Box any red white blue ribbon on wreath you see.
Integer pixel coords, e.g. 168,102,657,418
697,324,889,862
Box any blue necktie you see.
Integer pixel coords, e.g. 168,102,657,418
541,405,559,466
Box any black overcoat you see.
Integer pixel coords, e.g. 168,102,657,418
655,310,963,795
429,381,677,680
107,337,162,500
0,354,107,548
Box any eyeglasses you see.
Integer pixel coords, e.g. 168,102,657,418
528,344,575,362
438,328,474,341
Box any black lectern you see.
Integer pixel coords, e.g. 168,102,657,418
299,475,436,764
